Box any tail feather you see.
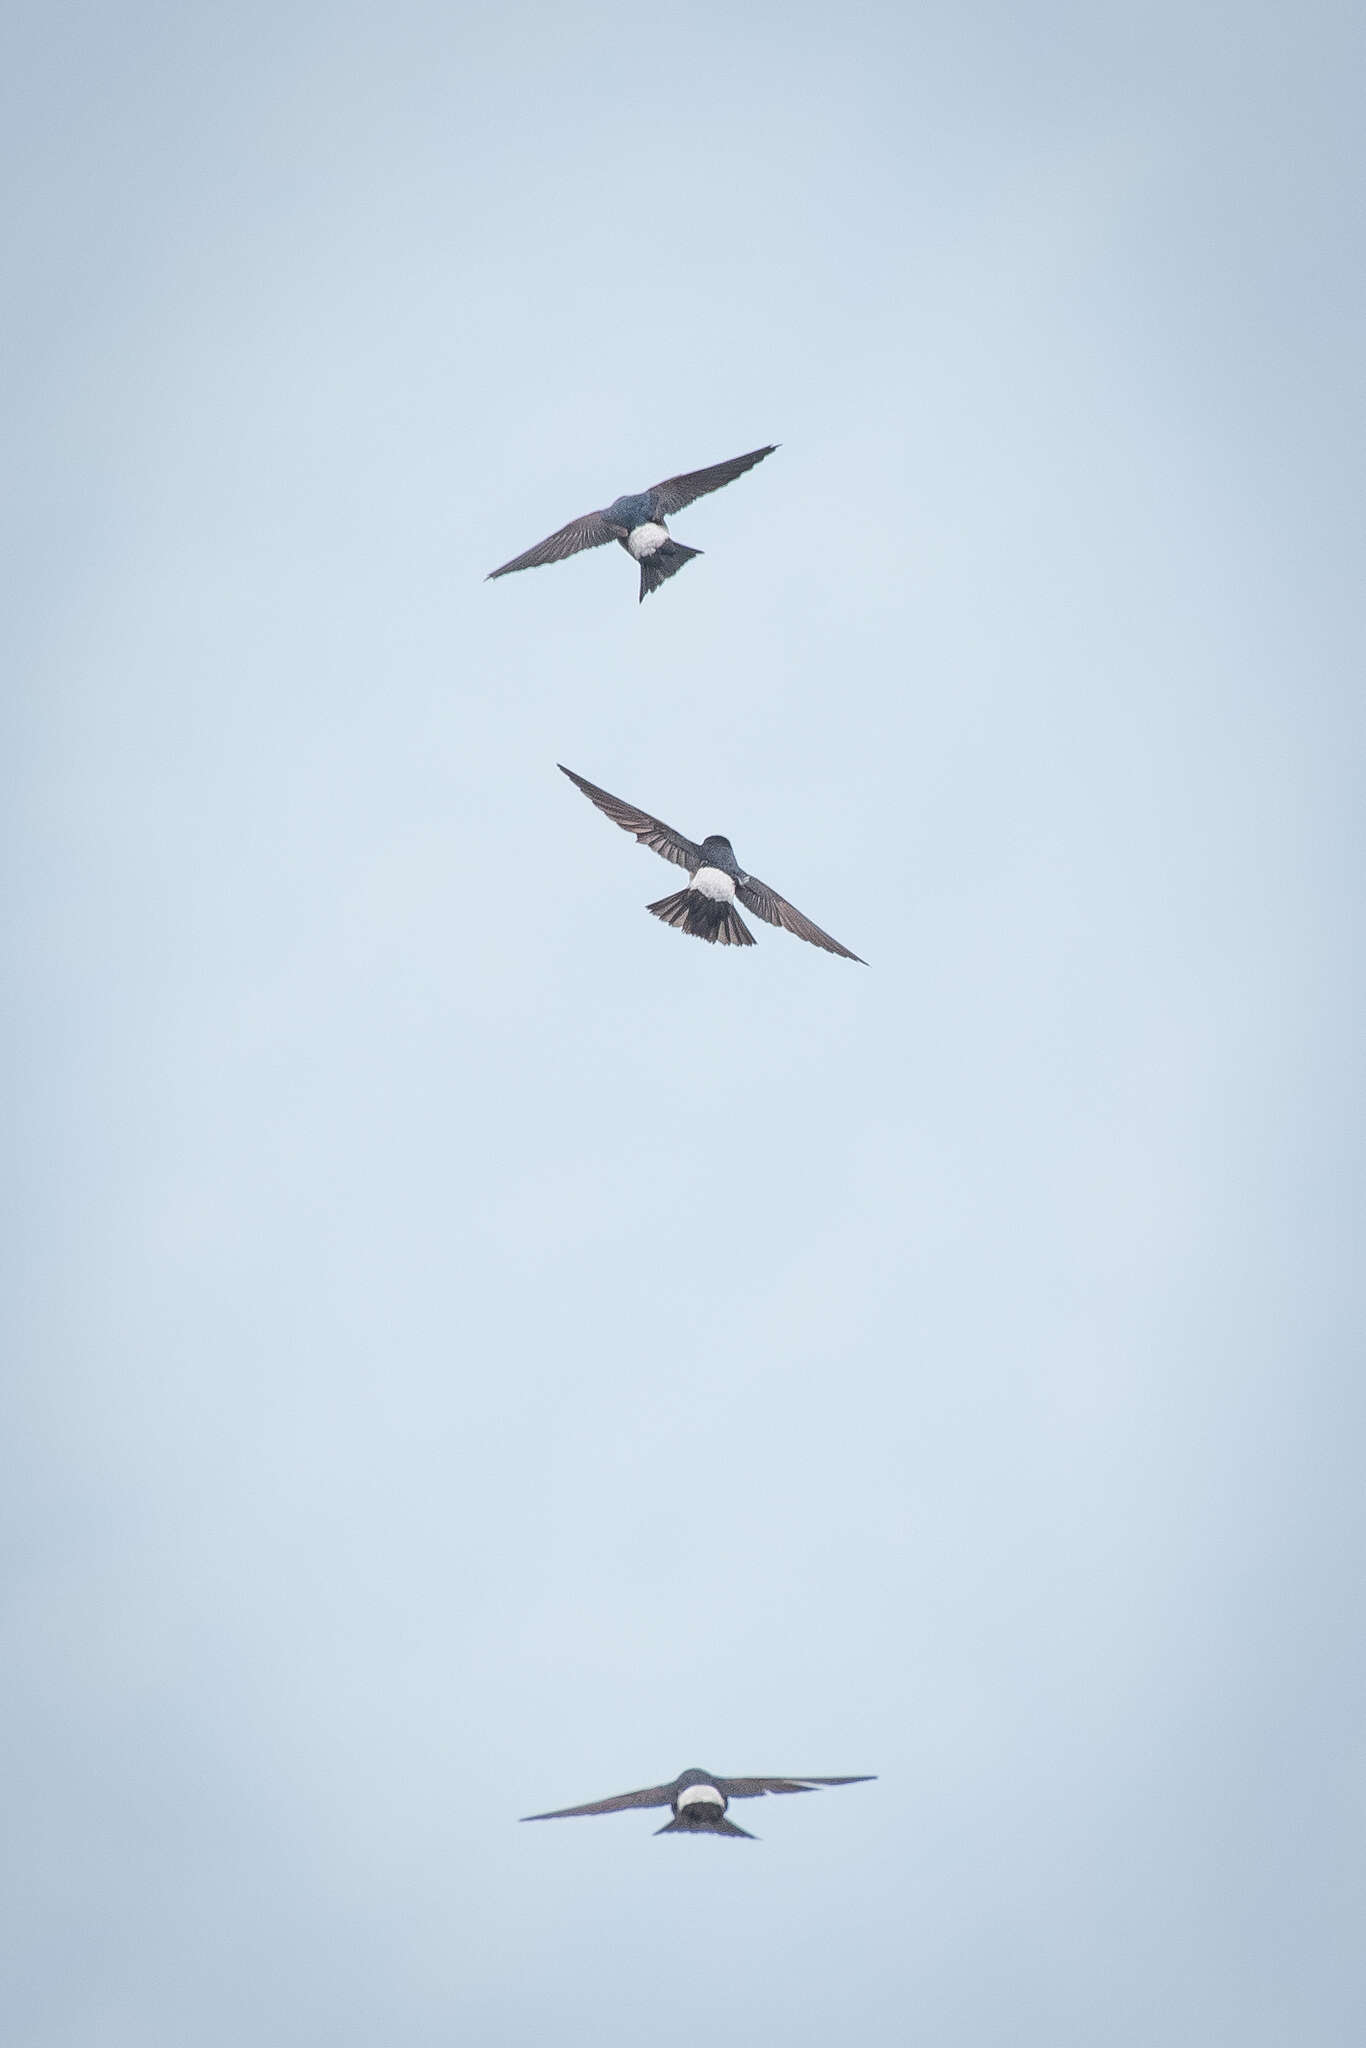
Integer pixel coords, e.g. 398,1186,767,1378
639,539,702,602
655,1814,756,1839
648,887,755,947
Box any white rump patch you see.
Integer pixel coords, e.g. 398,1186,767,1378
676,1783,725,1811
690,866,737,902
627,522,669,560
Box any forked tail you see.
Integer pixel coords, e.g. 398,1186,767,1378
647,887,755,947
655,1814,756,1839
639,540,702,602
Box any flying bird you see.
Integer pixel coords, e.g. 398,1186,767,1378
487,445,778,602
521,1766,875,1840
558,765,867,961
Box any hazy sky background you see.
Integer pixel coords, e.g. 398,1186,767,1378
5,2,1364,2041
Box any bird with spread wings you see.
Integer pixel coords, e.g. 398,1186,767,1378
522,1766,875,1839
488,445,777,602
559,764,866,961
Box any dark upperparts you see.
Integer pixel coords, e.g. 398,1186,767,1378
603,490,656,527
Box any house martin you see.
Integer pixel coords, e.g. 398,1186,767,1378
559,765,866,961
488,446,777,602
521,1766,875,1839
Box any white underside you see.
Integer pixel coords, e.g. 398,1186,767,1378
690,866,737,902
627,522,669,560
676,1784,725,1811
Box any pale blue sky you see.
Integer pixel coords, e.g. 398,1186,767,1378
4,3,1364,2042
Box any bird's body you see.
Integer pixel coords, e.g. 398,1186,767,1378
625,521,669,560
521,1766,874,1840
558,767,866,961
604,491,658,531
487,446,777,602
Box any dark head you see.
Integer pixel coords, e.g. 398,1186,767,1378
658,1771,753,1837
672,1769,728,1830
698,835,741,874
603,489,657,528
